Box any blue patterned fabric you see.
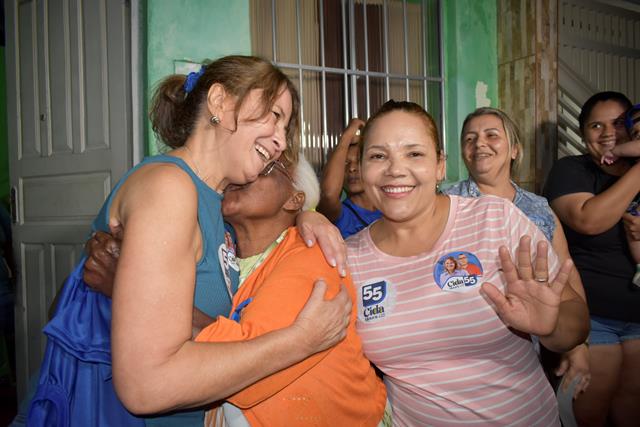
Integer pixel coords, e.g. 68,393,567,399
444,178,556,242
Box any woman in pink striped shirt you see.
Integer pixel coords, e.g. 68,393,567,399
347,100,589,426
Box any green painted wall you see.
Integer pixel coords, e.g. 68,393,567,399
145,0,251,154
0,47,8,207
442,0,498,183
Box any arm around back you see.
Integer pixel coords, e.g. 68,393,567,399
196,235,346,407
110,165,351,414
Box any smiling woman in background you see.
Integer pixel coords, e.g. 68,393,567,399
544,91,640,427
444,107,590,404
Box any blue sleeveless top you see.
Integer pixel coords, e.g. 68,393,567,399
28,155,239,427
92,154,239,317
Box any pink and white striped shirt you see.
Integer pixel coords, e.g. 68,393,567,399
347,195,560,426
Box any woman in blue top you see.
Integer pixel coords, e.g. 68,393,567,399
29,56,351,425
444,107,590,402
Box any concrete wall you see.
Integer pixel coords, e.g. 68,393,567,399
145,0,251,154
442,0,498,183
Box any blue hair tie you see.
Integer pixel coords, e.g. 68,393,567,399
184,66,205,94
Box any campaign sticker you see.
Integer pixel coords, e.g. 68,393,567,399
218,230,240,299
357,278,396,323
433,251,483,292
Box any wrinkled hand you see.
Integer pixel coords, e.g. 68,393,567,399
339,118,366,147
556,343,590,399
296,211,348,277
600,150,618,165
292,280,351,355
481,236,572,336
623,212,640,241
83,225,123,297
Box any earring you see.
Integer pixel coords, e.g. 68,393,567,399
209,115,221,125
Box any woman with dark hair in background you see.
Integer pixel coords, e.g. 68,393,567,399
544,91,640,427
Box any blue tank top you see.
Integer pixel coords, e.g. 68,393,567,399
92,154,239,318
29,155,239,427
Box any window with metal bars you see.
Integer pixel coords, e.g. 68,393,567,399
250,0,444,171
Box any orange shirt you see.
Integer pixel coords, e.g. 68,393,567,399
462,263,482,276
195,228,386,427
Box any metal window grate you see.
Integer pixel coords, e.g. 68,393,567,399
251,0,444,171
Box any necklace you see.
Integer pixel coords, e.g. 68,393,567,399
181,145,207,181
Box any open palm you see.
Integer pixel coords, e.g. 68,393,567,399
481,236,572,336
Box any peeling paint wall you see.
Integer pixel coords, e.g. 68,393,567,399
443,0,498,183
145,0,251,154
498,0,557,192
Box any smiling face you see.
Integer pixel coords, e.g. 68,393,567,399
444,258,456,273
582,100,629,161
219,86,293,185
361,110,445,224
461,114,516,182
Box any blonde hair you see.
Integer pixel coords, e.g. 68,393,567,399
461,107,524,175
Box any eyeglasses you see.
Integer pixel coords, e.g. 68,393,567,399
258,160,294,183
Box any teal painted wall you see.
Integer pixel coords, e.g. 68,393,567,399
145,0,251,154
0,47,8,207
442,0,498,183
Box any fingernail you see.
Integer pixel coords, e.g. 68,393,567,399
340,267,347,277
329,258,337,267
306,239,313,247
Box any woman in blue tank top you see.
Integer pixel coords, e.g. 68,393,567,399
28,56,351,426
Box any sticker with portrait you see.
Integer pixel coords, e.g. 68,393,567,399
433,251,484,292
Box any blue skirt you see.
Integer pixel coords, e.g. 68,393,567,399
27,256,143,426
